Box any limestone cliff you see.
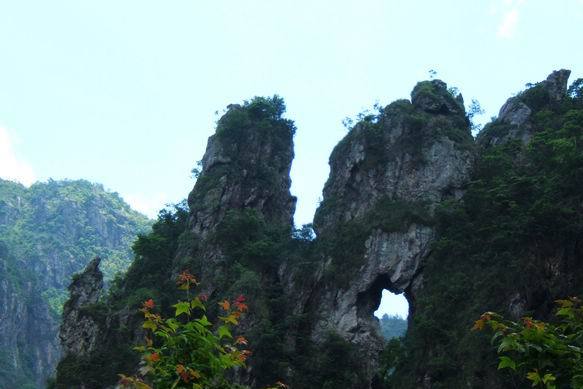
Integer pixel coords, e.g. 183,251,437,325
55,96,298,389
294,79,474,383
0,243,59,389
388,69,583,388
181,98,297,296
60,257,104,358
0,179,150,388
56,72,583,389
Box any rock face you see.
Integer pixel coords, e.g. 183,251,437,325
181,98,297,297
0,243,59,389
388,69,581,388
188,112,296,238
304,79,474,381
187,102,296,234
60,257,104,357
56,71,581,389
56,87,474,389
0,179,150,388
54,96,298,389
478,69,571,146
544,69,571,101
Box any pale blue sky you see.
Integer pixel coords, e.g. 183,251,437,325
1,0,582,316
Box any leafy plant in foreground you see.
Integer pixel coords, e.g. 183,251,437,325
118,270,252,389
474,298,583,389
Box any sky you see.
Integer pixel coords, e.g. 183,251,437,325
0,0,582,318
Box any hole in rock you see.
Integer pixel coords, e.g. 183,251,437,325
374,290,408,339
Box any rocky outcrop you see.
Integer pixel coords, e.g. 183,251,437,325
60,257,104,357
56,71,580,389
478,69,571,146
498,98,532,127
55,96,298,389
181,99,297,295
411,79,465,115
187,104,296,238
300,79,474,382
544,69,571,101
56,86,474,388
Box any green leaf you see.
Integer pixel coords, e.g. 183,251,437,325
498,356,516,370
165,318,179,332
191,297,206,311
173,301,191,317
218,325,232,339
527,371,541,385
198,315,212,327
556,308,572,317
143,320,157,331
542,373,556,384
498,337,518,353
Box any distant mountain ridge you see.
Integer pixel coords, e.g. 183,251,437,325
0,178,151,388
379,314,407,340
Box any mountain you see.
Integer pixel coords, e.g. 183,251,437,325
387,70,583,388
55,71,583,389
0,179,151,388
379,314,406,340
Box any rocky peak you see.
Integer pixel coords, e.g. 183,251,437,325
314,80,472,235
59,257,104,357
187,97,296,239
303,80,474,385
68,257,103,306
543,69,571,101
411,79,465,115
479,69,572,146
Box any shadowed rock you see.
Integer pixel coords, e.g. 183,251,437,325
59,257,104,357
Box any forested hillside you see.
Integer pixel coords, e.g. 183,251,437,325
379,314,407,340
0,179,150,388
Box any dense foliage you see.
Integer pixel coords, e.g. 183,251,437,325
388,79,583,387
0,179,151,310
379,314,407,340
119,271,252,389
0,179,150,389
475,298,583,389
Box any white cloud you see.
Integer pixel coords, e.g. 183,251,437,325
0,126,36,186
497,8,519,38
495,0,526,39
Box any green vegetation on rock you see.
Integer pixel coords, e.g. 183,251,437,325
0,178,151,389
387,77,583,388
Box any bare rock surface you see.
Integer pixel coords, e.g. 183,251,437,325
59,257,104,357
